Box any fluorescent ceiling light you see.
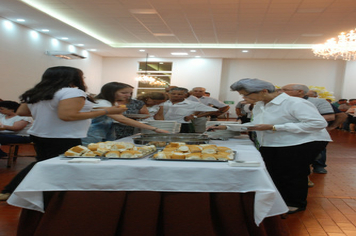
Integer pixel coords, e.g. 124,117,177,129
21,0,113,45
61,37,68,40
171,52,188,55
190,50,197,52
41,29,49,32
153,33,175,37
129,9,157,14
242,50,249,53
139,49,146,52
17,19,25,22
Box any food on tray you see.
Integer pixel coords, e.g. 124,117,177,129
147,141,167,147
152,142,234,161
64,141,156,158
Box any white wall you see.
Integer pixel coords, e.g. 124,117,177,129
342,61,356,99
102,57,223,98
220,59,347,117
0,17,102,102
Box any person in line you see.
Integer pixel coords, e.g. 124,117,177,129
154,87,218,133
235,100,253,123
0,101,33,158
0,66,126,201
112,84,150,139
208,78,331,214
191,87,230,132
82,83,169,145
136,92,167,121
281,84,337,174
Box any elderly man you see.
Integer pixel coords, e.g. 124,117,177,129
282,84,333,175
154,87,218,133
190,87,230,132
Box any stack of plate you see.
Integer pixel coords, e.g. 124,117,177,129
142,120,180,134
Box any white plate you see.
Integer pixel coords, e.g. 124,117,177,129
226,124,255,131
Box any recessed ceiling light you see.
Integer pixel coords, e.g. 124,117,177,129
61,37,68,40
159,62,164,64
190,50,197,52
171,52,188,55
41,29,49,32
139,49,145,52
16,19,25,22
242,50,249,53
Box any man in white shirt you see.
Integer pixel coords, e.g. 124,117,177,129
282,84,335,174
191,87,230,132
154,87,218,133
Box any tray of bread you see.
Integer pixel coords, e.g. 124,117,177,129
133,133,209,146
150,142,235,162
63,141,157,159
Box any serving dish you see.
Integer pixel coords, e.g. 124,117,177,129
150,151,236,162
133,133,209,145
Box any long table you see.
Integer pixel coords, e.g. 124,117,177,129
8,135,289,236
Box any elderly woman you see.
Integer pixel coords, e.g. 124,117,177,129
210,78,331,214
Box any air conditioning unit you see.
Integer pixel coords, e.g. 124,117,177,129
45,51,86,60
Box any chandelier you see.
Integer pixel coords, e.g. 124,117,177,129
312,28,356,61
136,54,168,86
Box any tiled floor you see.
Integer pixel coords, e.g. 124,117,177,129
0,129,356,235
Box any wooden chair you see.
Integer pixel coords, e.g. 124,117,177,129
4,143,36,168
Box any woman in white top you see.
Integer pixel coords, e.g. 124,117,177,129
82,82,169,145
208,78,331,214
0,101,33,157
0,66,126,201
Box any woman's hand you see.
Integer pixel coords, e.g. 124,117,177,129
247,124,273,131
206,125,227,131
154,128,170,134
105,106,128,115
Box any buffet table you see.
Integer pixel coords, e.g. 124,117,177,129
8,135,289,236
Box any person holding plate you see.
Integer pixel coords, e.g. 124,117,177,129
207,78,331,214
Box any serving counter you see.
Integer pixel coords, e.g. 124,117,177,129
8,135,289,236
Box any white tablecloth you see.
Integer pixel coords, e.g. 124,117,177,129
8,135,288,225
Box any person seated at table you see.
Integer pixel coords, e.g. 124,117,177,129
82,82,169,145
0,66,127,201
0,101,33,157
136,92,167,121
154,87,218,133
207,78,331,214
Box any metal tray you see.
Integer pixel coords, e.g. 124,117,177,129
133,137,209,145
149,151,236,162
60,150,157,160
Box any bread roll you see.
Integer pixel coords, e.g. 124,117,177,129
87,143,99,151
105,151,121,158
64,150,81,157
185,153,201,160
111,144,127,151
171,152,185,159
121,150,143,158
187,145,202,153
201,153,217,160
70,145,90,154
82,151,98,157
216,147,232,153
201,147,217,154
177,145,190,152
154,152,170,159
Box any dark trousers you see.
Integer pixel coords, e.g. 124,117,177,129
2,135,81,194
259,141,328,208
180,123,195,133
0,134,31,155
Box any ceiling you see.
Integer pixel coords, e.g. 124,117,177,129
1,0,356,59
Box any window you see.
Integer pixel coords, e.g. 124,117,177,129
136,62,172,96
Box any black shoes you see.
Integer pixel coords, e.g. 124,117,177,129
287,206,306,214
313,166,327,174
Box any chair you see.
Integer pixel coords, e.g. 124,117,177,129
4,143,36,168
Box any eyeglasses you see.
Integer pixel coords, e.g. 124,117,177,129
241,92,258,97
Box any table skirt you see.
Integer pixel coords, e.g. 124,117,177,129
17,191,289,236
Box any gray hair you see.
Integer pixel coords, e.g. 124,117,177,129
291,84,309,95
230,78,276,93
169,87,189,94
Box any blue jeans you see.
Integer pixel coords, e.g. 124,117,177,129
82,115,115,146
